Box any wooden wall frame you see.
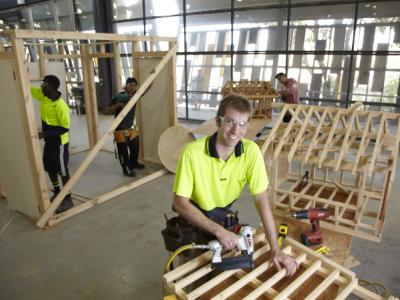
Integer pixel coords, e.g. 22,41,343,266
163,227,396,299
0,29,177,228
222,80,277,118
259,103,400,242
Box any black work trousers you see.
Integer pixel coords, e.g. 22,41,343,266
116,136,139,172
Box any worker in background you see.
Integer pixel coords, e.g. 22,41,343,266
173,94,299,277
106,77,145,177
274,72,300,123
31,75,73,214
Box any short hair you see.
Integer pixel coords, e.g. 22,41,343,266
275,72,286,79
217,94,251,117
126,77,138,85
43,75,60,90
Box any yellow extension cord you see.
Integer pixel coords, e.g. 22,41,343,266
359,279,388,298
164,244,195,273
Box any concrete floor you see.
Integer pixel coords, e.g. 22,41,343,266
0,113,399,299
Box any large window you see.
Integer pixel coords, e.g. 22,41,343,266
2,0,399,119
115,0,400,119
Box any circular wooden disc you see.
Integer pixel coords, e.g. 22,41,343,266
158,125,194,173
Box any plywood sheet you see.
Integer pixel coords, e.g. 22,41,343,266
0,59,41,219
158,125,194,173
138,58,172,163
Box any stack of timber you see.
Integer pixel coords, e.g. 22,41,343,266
259,103,400,242
222,80,277,118
163,227,394,299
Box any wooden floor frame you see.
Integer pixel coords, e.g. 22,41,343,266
163,228,391,299
259,103,400,241
1,29,178,228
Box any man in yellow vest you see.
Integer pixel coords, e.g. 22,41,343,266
31,75,73,214
173,94,298,276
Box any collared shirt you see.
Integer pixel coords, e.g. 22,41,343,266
173,132,269,211
31,86,70,145
113,92,136,130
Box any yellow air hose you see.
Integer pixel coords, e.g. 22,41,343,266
164,244,195,273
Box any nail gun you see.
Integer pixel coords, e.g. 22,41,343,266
194,225,255,271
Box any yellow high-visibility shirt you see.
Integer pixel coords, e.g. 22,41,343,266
173,133,269,211
31,86,70,145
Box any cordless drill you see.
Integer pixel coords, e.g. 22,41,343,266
290,208,331,246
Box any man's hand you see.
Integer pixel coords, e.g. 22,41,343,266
271,247,299,277
215,227,240,251
38,131,44,139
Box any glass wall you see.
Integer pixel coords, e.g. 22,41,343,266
1,0,399,119
111,0,400,119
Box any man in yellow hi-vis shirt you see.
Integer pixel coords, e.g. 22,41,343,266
31,75,73,214
173,94,298,277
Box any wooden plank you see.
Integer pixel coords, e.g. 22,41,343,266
303,110,327,165
242,253,307,300
273,106,302,160
304,269,340,300
273,260,321,300
114,42,122,93
209,246,291,300
45,53,82,59
336,277,358,300
368,115,386,176
133,51,168,58
334,110,356,170
164,251,216,284
47,200,95,226
13,28,176,42
388,115,400,181
288,107,314,161
353,285,386,300
81,44,98,147
260,105,288,154
89,52,115,58
233,270,281,298
132,41,144,161
167,41,178,126
38,44,45,78
96,169,169,203
36,44,178,228
318,109,341,168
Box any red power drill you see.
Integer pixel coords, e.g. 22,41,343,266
290,208,331,246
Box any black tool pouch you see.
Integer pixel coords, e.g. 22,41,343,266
161,215,197,253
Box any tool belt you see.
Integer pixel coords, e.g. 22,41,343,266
113,128,139,143
161,202,239,253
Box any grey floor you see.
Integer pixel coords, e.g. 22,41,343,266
0,113,399,299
